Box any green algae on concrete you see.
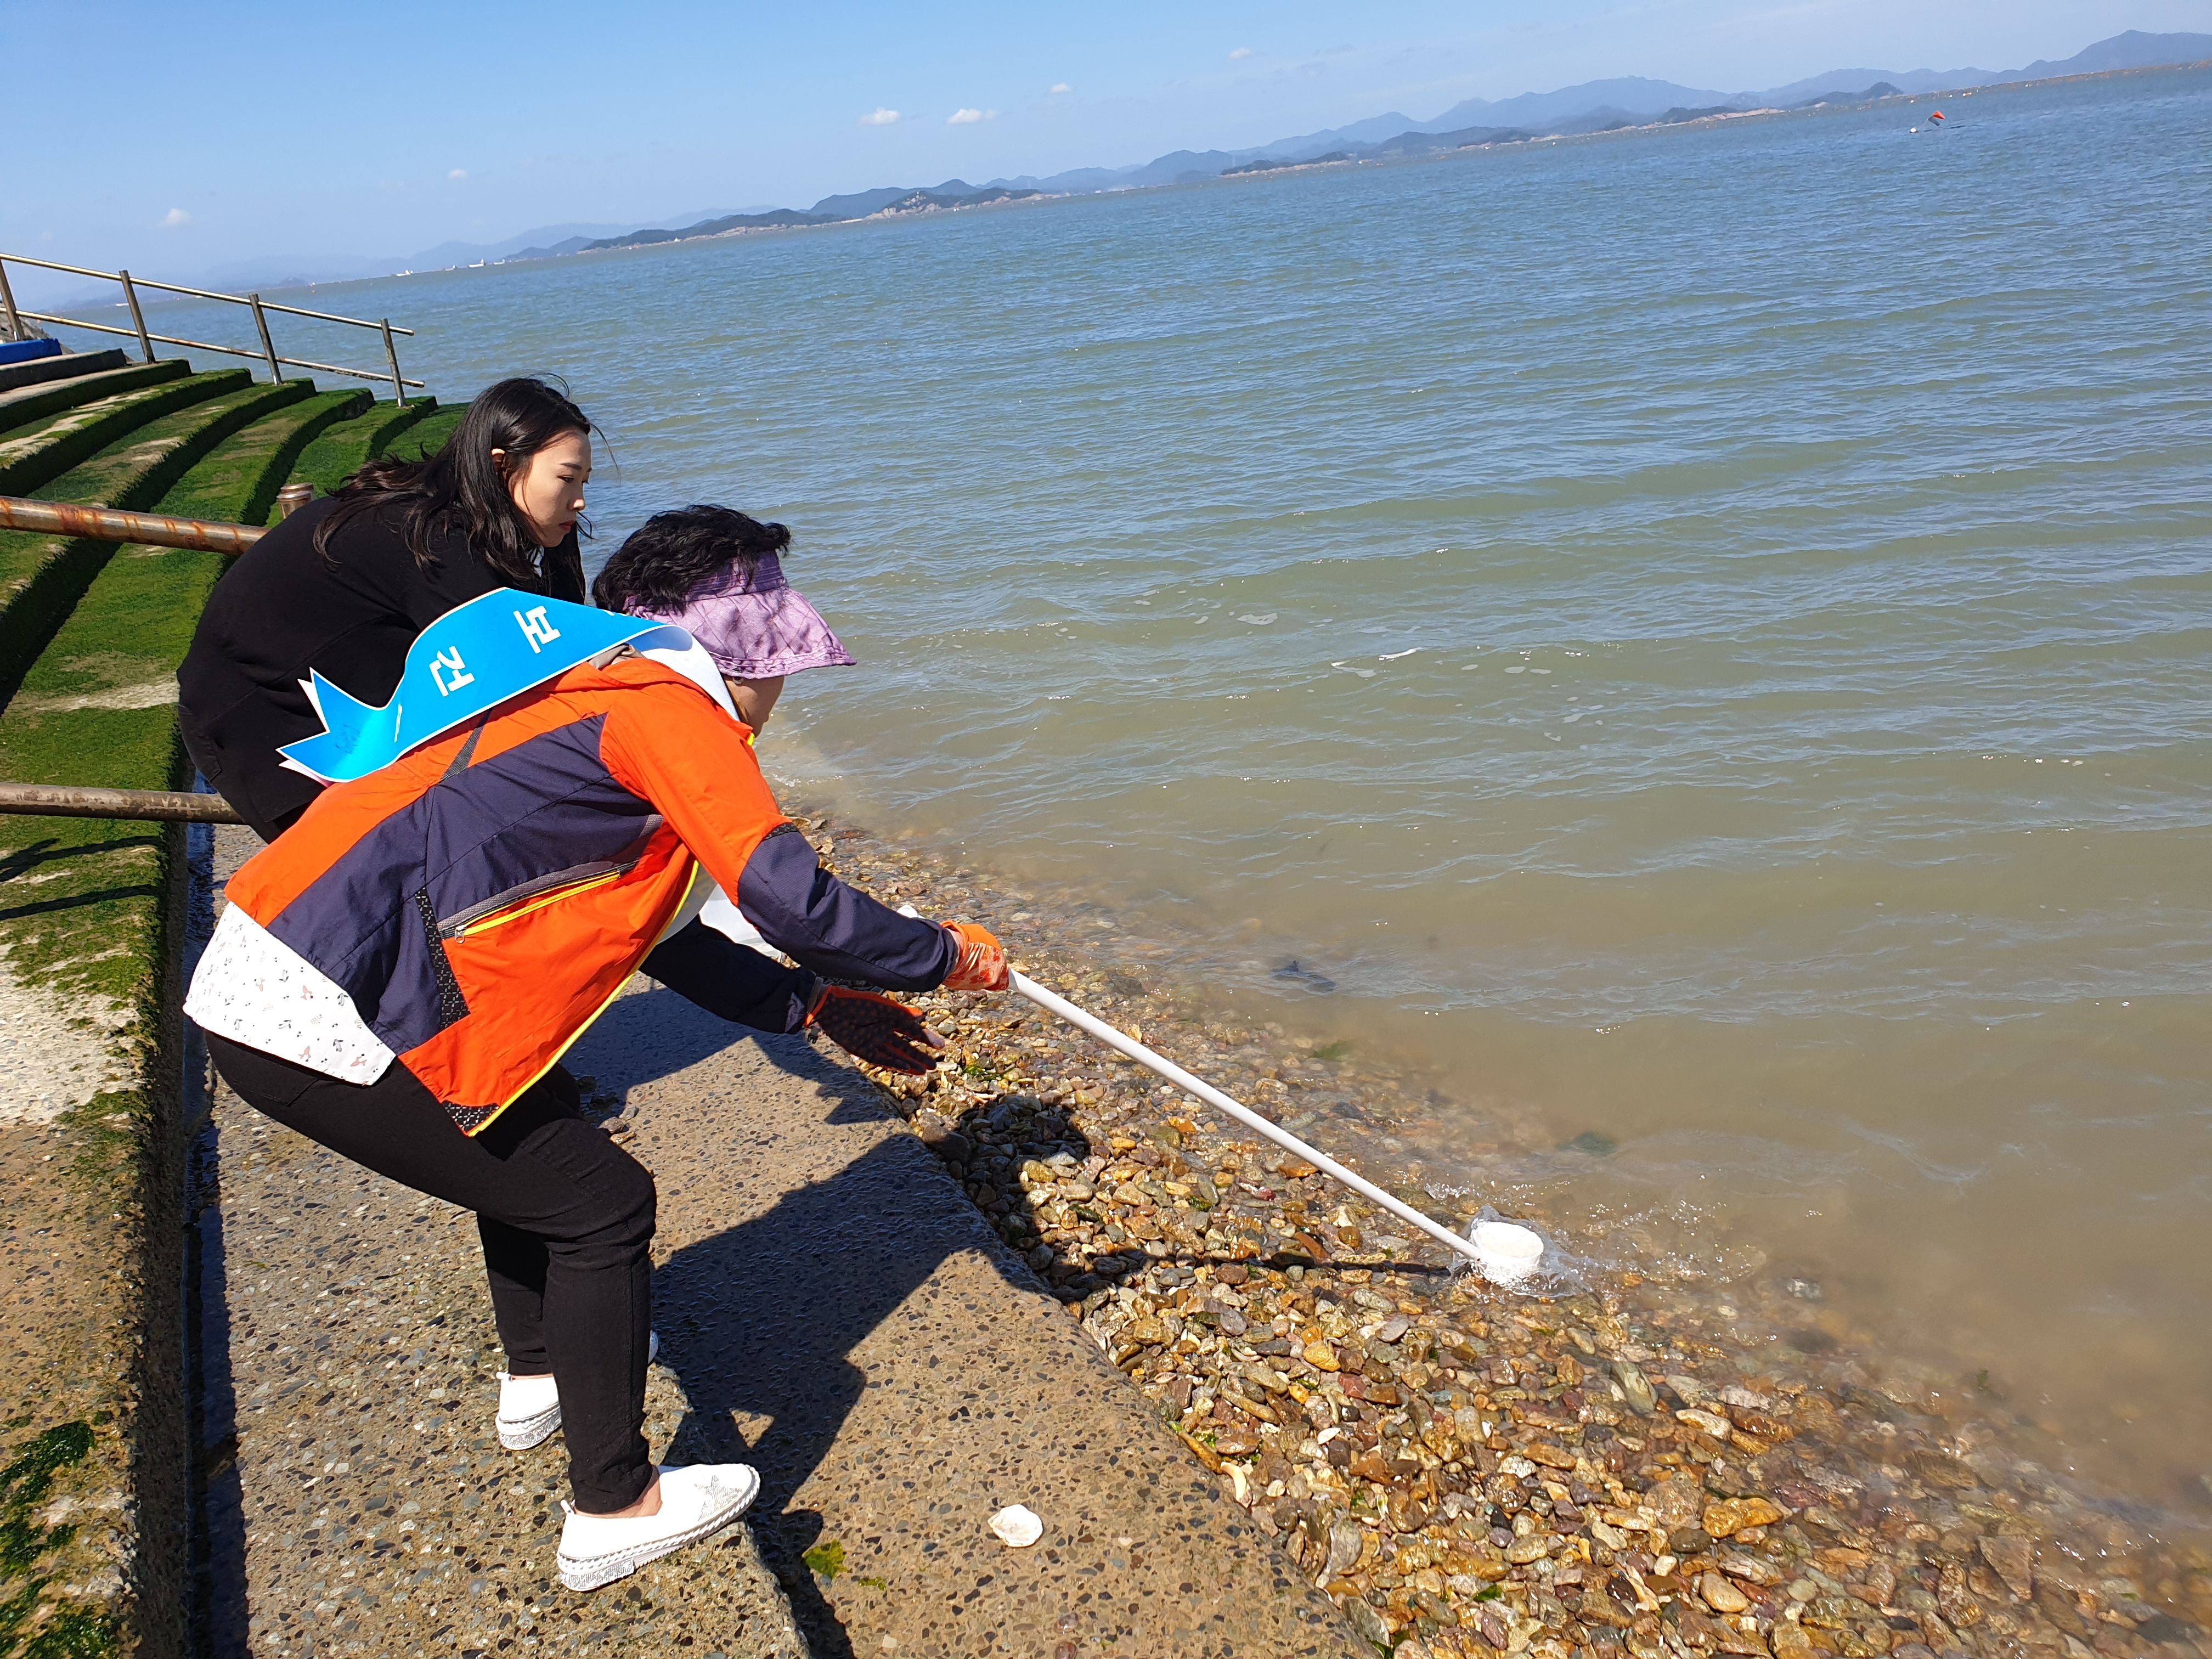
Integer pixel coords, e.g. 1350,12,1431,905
387,401,467,462
0,360,191,441
162,387,369,531
0,370,247,500
0,388,354,993
0,1420,110,1658
279,394,436,510
0,383,361,1659
0,380,308,704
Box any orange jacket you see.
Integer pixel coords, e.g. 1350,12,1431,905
219,652,949,1131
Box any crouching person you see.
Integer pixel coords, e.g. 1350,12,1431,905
184,590,1009,1590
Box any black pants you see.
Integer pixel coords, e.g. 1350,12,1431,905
206,1035,658,1512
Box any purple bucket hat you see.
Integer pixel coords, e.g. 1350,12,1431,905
627,553,856,679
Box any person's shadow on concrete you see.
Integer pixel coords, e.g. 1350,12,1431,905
578,983,1393,1654
576,989,1086,1656
660,1132,986,1651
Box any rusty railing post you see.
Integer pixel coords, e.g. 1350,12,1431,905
247,292,282,382
275,483,314,518
379,319,407,407
116,268,156,362
0,258,21,343
0,493,266,557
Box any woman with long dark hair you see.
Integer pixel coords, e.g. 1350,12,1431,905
180,376,596,839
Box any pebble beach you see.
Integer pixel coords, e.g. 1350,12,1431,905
784,811,2212,1659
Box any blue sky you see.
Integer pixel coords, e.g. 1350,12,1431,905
5,0,2205,284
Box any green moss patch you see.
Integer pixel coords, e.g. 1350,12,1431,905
0,1422,94,1576
0,360,189,440
388,400,468,462
0,370,248,499
156,386,369,529
14,1604,116,1657
0,380,309,702
0,1420,111,1658
281,394,437,506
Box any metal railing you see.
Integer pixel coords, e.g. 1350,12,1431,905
0,783,244,824
0,494,282,825
0,252,422,403
0,493,273,557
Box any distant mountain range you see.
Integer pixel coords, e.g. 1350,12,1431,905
119,29,2212,296
475,29,2207,268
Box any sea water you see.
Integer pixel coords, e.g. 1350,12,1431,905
125,66,2212,1511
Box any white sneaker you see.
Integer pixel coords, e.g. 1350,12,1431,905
498,1330,661,1451
557,1463,760,1592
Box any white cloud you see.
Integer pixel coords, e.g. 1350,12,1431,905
1229,46,1257,60
159,207,189,228
859,107,901,126
947,107,995,124
1049,82,1072,94
448,168,468,181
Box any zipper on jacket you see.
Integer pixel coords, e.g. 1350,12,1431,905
433,817,667,940
438,860,634,940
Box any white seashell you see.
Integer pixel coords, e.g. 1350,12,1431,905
988,1504,1043,1548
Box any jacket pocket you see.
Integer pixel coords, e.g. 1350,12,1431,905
438,859,636,939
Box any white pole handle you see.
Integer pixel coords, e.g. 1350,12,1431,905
1009,971,1483,1267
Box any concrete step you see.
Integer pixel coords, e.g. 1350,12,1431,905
0,379,310,695
380,400,468,463
0,346,129,394
280,394,437,504
0,357,192,437
0,368,252,498
165,387,372,529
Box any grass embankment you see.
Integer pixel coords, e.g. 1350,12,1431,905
0,378,305,708
0,379,366,1658
0,369,241,499
383,402,466,464
0,360,191,440
279,394,434,508
0,384,364,1008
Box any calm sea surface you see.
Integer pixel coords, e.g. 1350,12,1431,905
133,69,2212,1509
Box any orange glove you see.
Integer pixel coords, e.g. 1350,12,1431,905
940,921,1011,992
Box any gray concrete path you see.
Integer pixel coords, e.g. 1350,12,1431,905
200,828,1359,1657
192,1085,805,1658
